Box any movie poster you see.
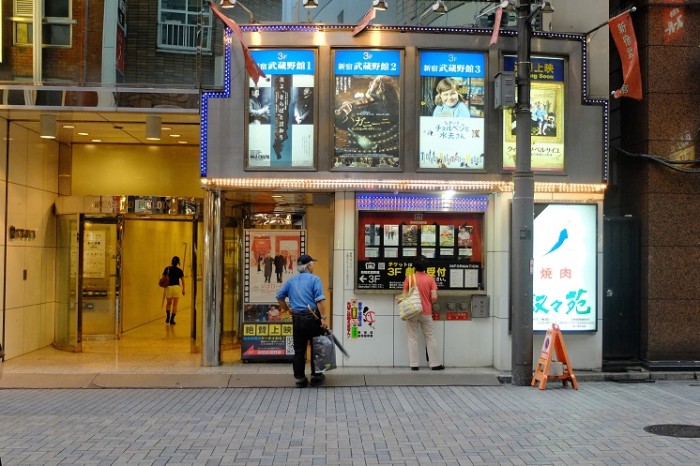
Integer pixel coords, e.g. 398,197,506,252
247,49,315,169
242,229,306,361
332,49,401,169
503,56,566,172
419,51,486,170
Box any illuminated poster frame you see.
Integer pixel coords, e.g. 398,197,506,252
356,211,484,290
242,229,306,361
246,49,316,170
502,56,566,172
533,203,597,332
418,50,486,170
332,49,402,170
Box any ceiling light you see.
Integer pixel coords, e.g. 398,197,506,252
62,124,75,129
169,134,181,138
303,0,318,8
373,0,388,11
219,0,235,8
146,115,161,141
40,114,57,139
78,132,89,136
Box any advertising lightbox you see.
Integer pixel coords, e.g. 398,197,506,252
533,204,597,331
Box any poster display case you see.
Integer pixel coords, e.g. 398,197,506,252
241,229,306,361
356,210,484,291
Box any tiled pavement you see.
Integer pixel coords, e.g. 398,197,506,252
1,379,699,465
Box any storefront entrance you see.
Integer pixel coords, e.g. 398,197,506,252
54,213,203,354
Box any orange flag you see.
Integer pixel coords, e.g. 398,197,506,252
209,1,266,85
609,11,642,100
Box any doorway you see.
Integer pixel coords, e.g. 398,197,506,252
602,216,641,370
54,214,202,353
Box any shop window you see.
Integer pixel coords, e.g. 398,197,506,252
12,0,73,47
158,0,212,53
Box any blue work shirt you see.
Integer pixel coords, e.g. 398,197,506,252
275,271,325,313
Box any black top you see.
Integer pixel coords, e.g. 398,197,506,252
163,266,184,286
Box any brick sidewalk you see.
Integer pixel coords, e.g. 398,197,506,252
1,380,699,465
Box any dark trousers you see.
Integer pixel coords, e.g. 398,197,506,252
292,313,323,379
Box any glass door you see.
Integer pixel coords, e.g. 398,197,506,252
81,216,120,338
55,215,81,351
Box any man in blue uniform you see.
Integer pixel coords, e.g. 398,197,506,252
276,254,329,387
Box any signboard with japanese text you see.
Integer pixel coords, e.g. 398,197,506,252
242,229,306,361
418,50,486,170
356,211,483,290
247,49,316,169
332,49,402,169
502,56,566,172
533,204,597,332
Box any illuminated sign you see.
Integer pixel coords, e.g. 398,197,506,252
533,204,597,331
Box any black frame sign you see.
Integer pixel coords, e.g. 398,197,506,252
332,49,402,170
356,211,484,290
247,49,316,169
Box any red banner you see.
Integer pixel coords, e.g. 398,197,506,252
609,11,642,100
209,2,266,85
489,6,503,46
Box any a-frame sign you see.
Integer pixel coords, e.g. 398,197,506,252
531,323,578,390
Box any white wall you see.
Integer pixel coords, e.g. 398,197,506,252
1,121,59,360
331,190,604,370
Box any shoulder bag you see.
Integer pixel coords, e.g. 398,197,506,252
396,274,423,321
159,267,170,288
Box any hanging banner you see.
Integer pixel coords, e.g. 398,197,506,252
609,11,642,100
502,56,566,172
418,51,486,170
247,49,316,169
332,49,402,169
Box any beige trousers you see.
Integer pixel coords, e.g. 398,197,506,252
406,313,441,368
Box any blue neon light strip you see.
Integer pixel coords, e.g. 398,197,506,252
356,193,488,212
200,29,232,177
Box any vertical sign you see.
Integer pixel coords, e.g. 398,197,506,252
503,56,566,172
116,0,126,77
332,49,401,169
247,49,316,169
418,51,486,170
533,204,597,331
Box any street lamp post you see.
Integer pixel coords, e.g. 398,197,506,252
511,0,534,386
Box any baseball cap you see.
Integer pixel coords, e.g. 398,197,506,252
297,254,316,265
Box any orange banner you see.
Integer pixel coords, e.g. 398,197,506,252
609,11,642,100
209,2,266,85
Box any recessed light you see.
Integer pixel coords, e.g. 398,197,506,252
78,132,89,136
62,124,75,129
91,139,102,142
178,141,188,144
169,134,181,138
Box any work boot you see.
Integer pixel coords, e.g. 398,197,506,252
166,311,171,323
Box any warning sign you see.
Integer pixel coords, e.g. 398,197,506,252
531,323,578,390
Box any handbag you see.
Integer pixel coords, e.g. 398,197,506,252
312,333,337,373
396,274,423,321
159,276,169,288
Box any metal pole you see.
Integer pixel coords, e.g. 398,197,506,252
202,188,223,366
511,0,534,386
